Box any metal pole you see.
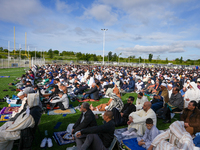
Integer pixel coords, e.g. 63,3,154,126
28,46,29,59
14,26,15,55
101,29,108,65
19,44,21,67
8,41,10,68
35,48,36,65
25,32,27,55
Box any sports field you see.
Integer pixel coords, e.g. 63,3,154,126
0,68,177,150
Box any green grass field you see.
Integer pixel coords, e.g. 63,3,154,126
0,68,179,150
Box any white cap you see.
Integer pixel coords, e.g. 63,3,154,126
17,91,24,96
161,83,167,87
167,84,173,87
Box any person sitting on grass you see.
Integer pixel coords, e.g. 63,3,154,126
50,91,69,110
0,93,42,150
180,100,200,136
90,85,121,111
82,83,99,100
137,118,159,150
66,102,97,138
135,92,148,111
148,121,194,150
112,96,136,127
76,111,115,150
124,101,156,136
124,76,135,93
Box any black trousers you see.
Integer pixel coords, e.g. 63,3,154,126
112,108,127,127
76,134,108,150
50,102,66,110
157,104,182,121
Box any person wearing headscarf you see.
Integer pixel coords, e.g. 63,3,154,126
105,93,124,112
90,86,121,111
184,82,200,108
184,80,190,89
148,121,194,150
0,93,42,150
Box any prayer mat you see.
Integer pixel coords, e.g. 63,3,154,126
46,106,60,110
0,76,10,78
0,107,19,115
9,104,21,107
48,108,76,115
53,131,75,145
122,138,146,150
114,127,138,142
0,114,11,122
77,99,99,102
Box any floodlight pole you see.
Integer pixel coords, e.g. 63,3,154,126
8,41,10,68
101,29,108,65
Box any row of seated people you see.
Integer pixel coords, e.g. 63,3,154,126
65,96,200,150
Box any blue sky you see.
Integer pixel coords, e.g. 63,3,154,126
0,0,200,60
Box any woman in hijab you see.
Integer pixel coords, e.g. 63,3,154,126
184,82,200,108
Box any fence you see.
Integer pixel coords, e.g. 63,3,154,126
0,58,45,68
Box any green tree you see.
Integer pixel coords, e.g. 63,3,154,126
166,58,168,64
139,56,142,63
48,49,53,59
3,49,8,52
54,50,59,55
148,54,153,62
76,52,82,60
180,56,183,64
175,58,179,64
107,51,112,61
112,53,118,61
0,47,3,52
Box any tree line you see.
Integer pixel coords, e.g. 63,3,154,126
0,47,199,65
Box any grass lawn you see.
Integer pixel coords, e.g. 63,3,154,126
0,68,179,150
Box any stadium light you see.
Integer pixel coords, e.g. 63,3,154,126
101,29,108,65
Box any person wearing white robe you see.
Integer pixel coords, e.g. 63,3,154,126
127,101,157,136
184,80,190,89
167,84,173,99
0,93,41,150
184,82,200,108
148,121,194,150
11,91,27,118
135,79,144,93
135,93,148,111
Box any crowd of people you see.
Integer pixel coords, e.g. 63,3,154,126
1,64,200,150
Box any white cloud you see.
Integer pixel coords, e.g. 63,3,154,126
55,0,74,13
115,44,186,56
82,4,118,26
0,0,45,25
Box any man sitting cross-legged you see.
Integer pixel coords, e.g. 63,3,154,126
76,111,115,150
112,96,136,127
82,83,99,100
123,101,156,136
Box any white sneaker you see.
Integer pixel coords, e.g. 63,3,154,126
40,138,47,148
47,138,53,147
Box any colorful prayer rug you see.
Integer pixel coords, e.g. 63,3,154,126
48,108,76,115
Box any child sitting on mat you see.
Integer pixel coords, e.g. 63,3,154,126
137,118,159,149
